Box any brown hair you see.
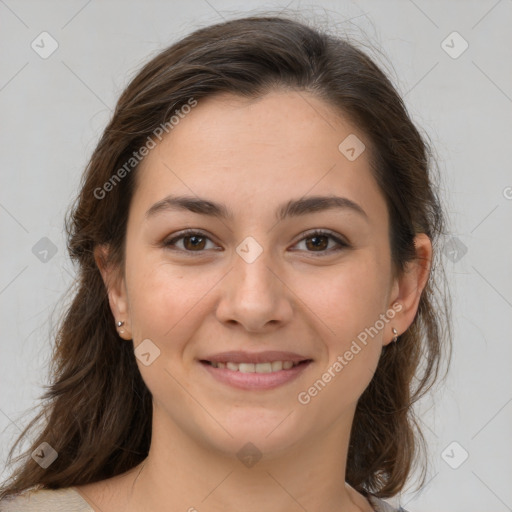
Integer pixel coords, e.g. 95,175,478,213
0,13,451,501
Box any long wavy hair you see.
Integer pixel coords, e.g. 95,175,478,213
0,13,451,501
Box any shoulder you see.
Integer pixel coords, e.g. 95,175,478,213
368,494,409,512
0,486,94,512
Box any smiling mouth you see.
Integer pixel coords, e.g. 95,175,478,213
200,359,312,373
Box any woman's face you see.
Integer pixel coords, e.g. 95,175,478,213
101,90,419,459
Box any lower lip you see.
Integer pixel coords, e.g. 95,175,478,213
199,360,312,390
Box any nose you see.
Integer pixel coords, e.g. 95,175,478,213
215,244,293,333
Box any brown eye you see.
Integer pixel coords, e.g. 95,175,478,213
163,230,216,253
294,230,349,255
305,234,329,251
162,229,349,256
182,234,207,251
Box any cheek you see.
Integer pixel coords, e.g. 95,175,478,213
298,279,385,416
307,253,390,334
126,259,208,342
304,253,389,388
126,263,212,391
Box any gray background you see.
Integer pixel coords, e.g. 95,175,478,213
1,1,511,510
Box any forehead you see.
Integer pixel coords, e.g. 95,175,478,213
130,90,387,228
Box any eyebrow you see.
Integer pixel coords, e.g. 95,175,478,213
144,194,368,222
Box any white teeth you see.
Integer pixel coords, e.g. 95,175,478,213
238,363,255,373
209,360,303,372
255,362,272,373
271,361,283,372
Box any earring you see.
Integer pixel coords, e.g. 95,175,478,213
391,327,399,343
116,320,125,335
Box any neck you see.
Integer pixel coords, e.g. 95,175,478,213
121,403,371,512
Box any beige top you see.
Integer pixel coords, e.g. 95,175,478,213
0,487,94,511
0,486,408,511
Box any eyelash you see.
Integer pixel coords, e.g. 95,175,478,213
162,228,350,256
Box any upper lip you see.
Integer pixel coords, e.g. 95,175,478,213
200,351,312,364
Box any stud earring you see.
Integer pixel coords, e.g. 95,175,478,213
391,327,399,343
116,320,125,335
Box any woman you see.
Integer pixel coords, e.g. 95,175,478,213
0,13,451,512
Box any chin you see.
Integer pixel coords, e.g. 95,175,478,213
213,412,306,451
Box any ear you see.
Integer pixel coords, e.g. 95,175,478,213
384,233,432,345
94,244,132,339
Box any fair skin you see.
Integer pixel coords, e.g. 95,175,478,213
77,90,431,512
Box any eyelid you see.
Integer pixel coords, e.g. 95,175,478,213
294,228,349,245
